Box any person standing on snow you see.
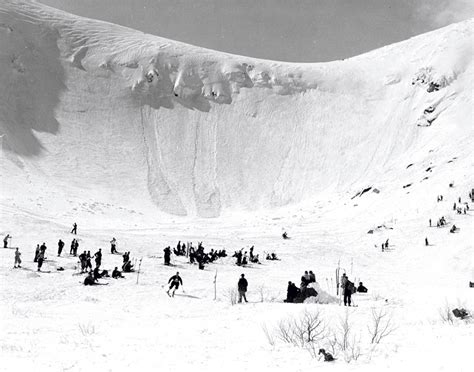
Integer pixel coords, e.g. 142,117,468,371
110,237,117,254
238,274,248,303
79,251,88,273
74,239,79,256
167,272,183,297
340,273,354,306
3,234,11,248
163,247,171,266
71,223,77,235
14,248,21,268
94,249,102,268
86,251,92,270
37,250,45,271
34,244,40,262
57,239,64,256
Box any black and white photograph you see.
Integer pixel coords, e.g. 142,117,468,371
0,1,473,371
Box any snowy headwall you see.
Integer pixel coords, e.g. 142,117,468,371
0,1,472,217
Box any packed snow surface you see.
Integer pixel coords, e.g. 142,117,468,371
0,1,473,371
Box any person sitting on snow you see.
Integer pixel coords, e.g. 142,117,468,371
84,272,98,286
285,281,300,303
112,267,124,279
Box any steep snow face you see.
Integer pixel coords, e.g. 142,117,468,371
0,0,473,217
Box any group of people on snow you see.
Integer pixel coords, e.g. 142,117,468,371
233,246,261,266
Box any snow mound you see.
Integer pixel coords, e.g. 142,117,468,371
304,282,339,304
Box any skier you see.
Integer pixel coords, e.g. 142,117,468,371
110,237,117,254
453,203,456,211
34,244,40,262
57,239,64,256
237,274,248,303
94,249,102,268
282,232,289,239
425,237,429,246
167,272,183,297
163,247,171,266
70,239,75,255
14,248,21,268
429,219,431,227
3,234,11,248
71,223,77,235
309,270,316,283
37,250,45,271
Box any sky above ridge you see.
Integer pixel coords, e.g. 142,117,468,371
39,0,473,62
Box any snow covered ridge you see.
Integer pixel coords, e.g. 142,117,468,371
0,0,473,217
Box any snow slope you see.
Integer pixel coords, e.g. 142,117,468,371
0,1,473,372
1,0,472,219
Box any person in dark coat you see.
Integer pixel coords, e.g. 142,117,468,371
341,273,354,306
84,272,97,286
237,274,248,303
235,250,243,265
79,251,87,273
94,249,102,268
73,239,79,256
57,239,64,256
40,242,47,255
167,272,183,297
86,251,92,270
357,282,368,293
112,267,124,279
163,247,171,266
3,234,11,248
285,281,300,303
71,223,77,234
